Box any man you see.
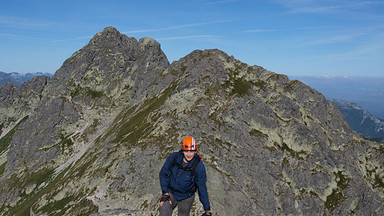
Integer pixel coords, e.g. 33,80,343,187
159,136,212,216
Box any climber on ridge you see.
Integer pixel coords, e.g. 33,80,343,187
159,136,212,216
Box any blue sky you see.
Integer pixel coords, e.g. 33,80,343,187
0,0,383,77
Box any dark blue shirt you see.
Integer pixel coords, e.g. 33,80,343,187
159,151,211,211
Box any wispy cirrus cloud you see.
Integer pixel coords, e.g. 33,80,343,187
313,44,383,62
301,23,384,47
242,29,277,33
297,25,346,30
157,35,217,41
202,0,240,5
123,19,234,34
271,0,384,14
241,25,349,34
0,32,93,42
47,35,94,42
300,31,384,62
0,20,232,43
0,15,55,30
0,32,53,41
300,33,363,47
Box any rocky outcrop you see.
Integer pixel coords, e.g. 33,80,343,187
0,76,49,130
0,27,383,216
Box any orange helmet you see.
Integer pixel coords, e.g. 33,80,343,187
181,137,197,151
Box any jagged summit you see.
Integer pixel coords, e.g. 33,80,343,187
50,26,169,100
96,26,121,36
88,26,137,48
89,27,162,54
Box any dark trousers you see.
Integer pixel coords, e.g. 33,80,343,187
159,193,195,216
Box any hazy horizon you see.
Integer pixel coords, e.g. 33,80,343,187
290,75,384,120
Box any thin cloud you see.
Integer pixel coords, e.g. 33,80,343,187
123,20,235,35
289,5,346,14
301,34,360,46
0,20,232,43
0,15,55,29
299,24,384,47
0,33,48,41
242,25,346,34
297,25,347,31
316,49,372,61
242,29,277,33
1,18,235,43
0,32,92,43
47,35,94,42
203,0,240,5
157,35,216,41
273,0,384,14
123,29,153,34
302,38,384,62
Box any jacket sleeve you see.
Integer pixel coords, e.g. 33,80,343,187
159,152,176,195
195,163,211,211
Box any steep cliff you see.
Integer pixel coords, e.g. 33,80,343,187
0,27,383,216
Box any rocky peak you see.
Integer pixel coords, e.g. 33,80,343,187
88,26,138,51
53,27,138,81
19,76,50,94
93,26,122,39
48,27,169,106
0,76,49,113
139,37,169,69
0,83,19,102
1,27,172,175
0,76,49,149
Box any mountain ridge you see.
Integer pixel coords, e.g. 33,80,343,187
330,99,384,138
0,71,52,87
3,71,383,140
0,27,383,216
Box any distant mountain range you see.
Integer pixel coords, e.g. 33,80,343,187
0,71,52,86
290,76,384,120
330,99,384,139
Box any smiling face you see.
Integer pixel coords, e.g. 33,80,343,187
182,150,197,162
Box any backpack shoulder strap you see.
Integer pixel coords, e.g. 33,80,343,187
172,151,180,168
190,154,201,177
172,152,201,177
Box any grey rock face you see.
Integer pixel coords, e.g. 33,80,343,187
0,27,383,216
0,76,49,128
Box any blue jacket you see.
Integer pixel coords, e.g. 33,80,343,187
159,151,211,211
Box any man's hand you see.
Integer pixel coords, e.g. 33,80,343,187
202,211,212,216
160,193,172,207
